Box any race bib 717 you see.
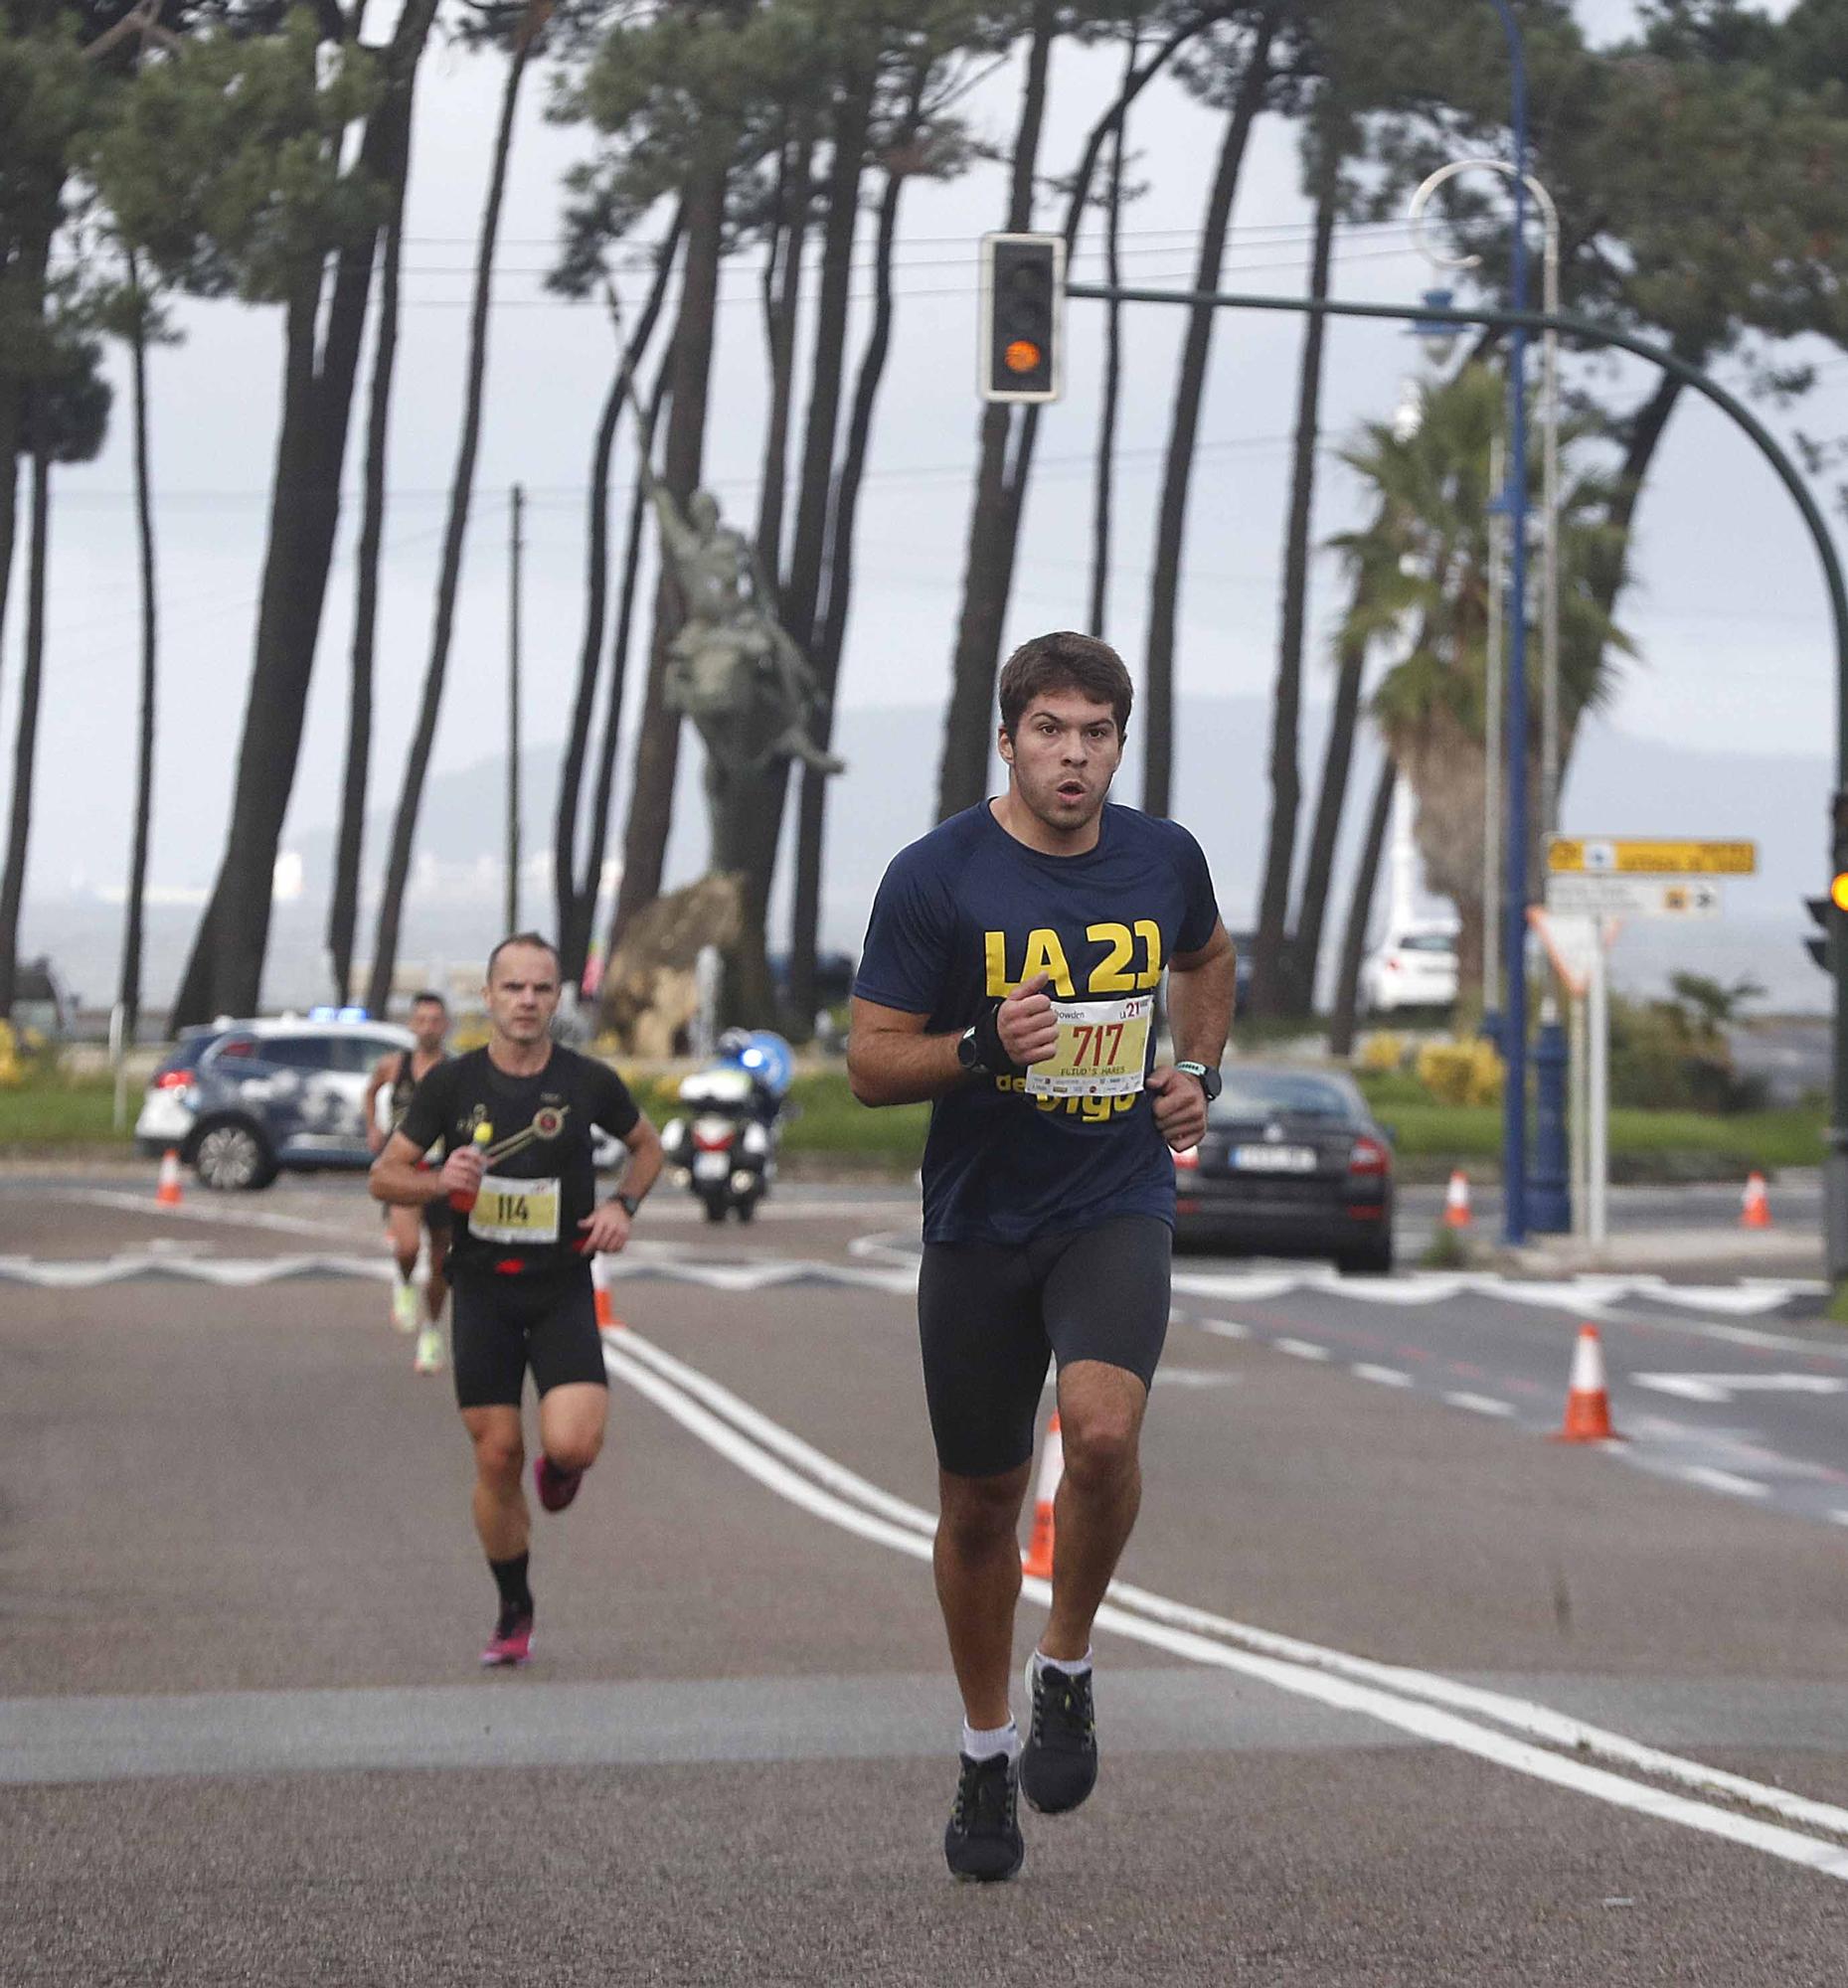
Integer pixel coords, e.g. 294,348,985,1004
1024,994,1153,1099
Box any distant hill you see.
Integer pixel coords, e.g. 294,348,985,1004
32,699,1832,1015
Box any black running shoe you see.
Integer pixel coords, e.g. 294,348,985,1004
1019,1657,1097,1814
942,1751,1024,1883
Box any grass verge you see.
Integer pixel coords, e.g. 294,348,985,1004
0,1066,1824,1182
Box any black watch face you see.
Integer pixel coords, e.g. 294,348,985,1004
956,1028,979,1070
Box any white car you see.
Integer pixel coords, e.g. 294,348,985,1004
1361,924,1459,1015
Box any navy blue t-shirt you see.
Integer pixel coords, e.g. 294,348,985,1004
854,801,1222,1245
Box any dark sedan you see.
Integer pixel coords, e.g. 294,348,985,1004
1173,1066,1394,1273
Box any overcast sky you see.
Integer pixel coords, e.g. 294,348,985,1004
8,0,1831,906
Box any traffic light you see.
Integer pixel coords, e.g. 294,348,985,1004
1809,790,1848,968
979,233,1064,404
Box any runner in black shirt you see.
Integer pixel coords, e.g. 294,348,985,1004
372,932,664,1667
362,990,453,1374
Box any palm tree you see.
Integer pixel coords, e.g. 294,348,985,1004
1332,364,1632,999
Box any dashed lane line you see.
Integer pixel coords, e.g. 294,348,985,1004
1443,1393,1517,1417
605,1328,1848,1883
1679,1466,1772,1500
1351,1364,1414,1389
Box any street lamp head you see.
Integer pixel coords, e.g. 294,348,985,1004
1410,287,1461,368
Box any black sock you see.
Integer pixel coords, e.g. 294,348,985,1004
489,1552,532,1619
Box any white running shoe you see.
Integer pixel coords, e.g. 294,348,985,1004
392,1281,420,1334
414,1324,444,1375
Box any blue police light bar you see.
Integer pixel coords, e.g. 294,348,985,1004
309,1005,370,1023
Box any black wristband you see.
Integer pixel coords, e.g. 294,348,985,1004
973,1001,1028,1078
614,1192,640,1219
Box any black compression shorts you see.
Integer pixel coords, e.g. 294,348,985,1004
451,1266,607,1410
917,1214,1172,1479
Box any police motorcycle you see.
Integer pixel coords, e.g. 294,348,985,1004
660,1029,793,1223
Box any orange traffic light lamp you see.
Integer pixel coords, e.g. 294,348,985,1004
979,234,1064,405
1833,874,1848,913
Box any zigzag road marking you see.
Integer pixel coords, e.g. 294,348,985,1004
0,1245,1819,1314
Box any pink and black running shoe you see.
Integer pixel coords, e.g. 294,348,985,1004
534,1455,585,1514
480,1609,534,1668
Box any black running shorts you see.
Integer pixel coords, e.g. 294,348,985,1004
451,1266,608,1410
918,1214,1172,1479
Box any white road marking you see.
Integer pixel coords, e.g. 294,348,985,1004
1634,1374,1847,1405
1442,1393,1515,1417
1272,1337,1332,1362
1678,1466,1771,1500
1351,1364,1413,1389
604,1329,1848,1882
1196,1317,1251,1341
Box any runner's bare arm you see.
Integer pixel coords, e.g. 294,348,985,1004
849,977,1059,1106
847,998,964,1105
370,1128,452,1207
612,1113,664,1204
580,1113,666,1253
362,1057,391,1155
1147,923,1236,1151
1167,921,1237,1062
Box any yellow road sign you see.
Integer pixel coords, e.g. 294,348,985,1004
1546,837,1757,878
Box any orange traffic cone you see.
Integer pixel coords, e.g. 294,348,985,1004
155,1147,184,1208
590,1250,624,1331
1550,1324,1620,1443
1022,1410,1063,1579
1742,1171,1771,1230
1442,1169,1472,1229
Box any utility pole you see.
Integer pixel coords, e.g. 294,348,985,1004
507,483,524,935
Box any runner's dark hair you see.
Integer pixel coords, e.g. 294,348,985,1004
486,931,561,982
412,989,447,1009
998,631,1132,740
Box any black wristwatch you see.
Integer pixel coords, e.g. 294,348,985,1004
1174,1060,1222,1101
957,1003,1025,1079
614,1192,641,1219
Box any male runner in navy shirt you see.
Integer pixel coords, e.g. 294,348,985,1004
850,631,1235,1882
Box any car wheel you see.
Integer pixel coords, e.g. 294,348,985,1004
192,1121,276,1192
1337,1234,1395,1277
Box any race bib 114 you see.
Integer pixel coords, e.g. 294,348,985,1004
1024,994,1153,1098
468,1173,562,1245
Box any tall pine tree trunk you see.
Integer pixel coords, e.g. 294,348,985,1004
1249,169,1335,1018
1328,752,1394,1060
328,81,415,1004
367,6,540,1018
755,117,812,582
1288,618,1366,1015
718,62,872,1025
610,146,730,948
0,442,50,1019
1089,24,1139,639
935,0,1056,821
117,264,158,1040
787,134,910,1025
171,0,439,1026
585,356,671,981
1141,5,1280,820
554,224,679,987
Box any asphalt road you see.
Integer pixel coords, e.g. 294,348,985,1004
7,1170,1848,1983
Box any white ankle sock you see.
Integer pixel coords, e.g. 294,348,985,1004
960,1719,1020,1762
1034,1646,1092,1680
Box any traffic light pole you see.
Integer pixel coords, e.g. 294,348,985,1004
1066,277,1848,1279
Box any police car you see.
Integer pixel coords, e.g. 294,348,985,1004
138,1008,631,1192
136,1009,416,1191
